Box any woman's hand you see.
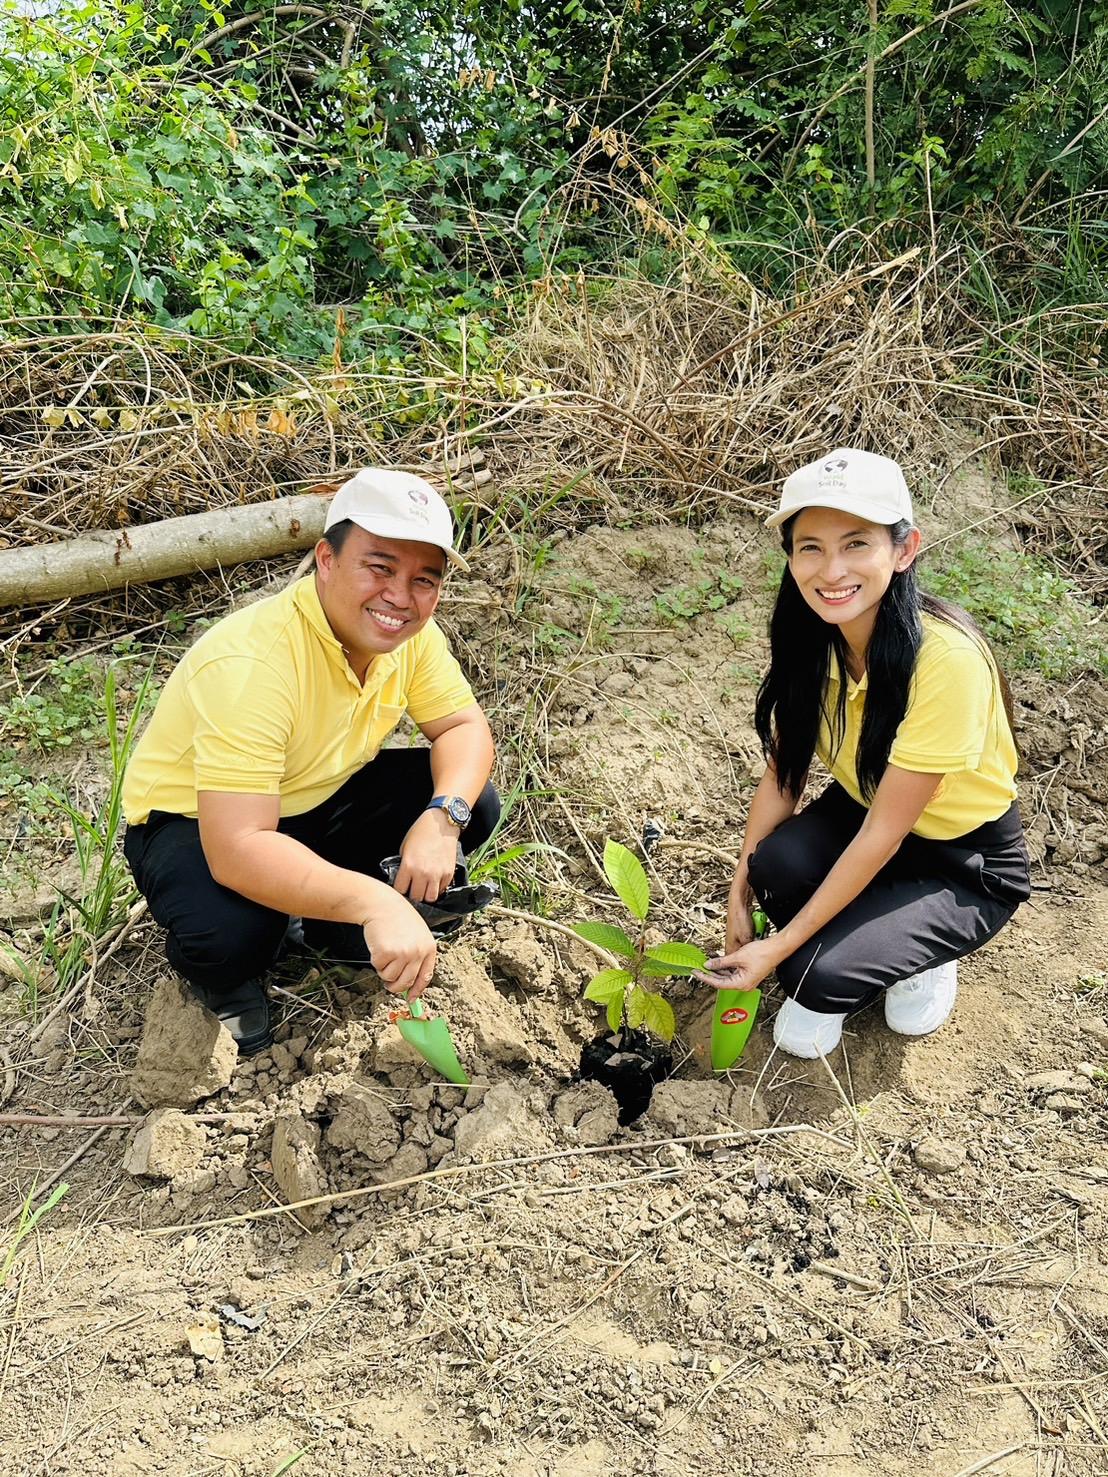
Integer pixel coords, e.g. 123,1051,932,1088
696,937,783,994
725,864,756,952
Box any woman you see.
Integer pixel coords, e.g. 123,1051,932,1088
704,448,1031,1059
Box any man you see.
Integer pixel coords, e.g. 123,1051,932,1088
122,468,498,1054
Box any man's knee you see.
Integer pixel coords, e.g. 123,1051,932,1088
166,909,286,988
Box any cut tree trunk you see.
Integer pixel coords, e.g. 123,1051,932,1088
0,493,333,608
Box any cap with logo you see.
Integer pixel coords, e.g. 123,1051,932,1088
324,467,469,572
766,448,914,530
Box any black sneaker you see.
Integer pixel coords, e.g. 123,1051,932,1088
189,977,273,1056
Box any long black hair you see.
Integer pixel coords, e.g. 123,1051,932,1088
754,516,1013,800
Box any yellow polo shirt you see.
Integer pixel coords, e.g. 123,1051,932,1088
816,614,1018,840
123,578,475,824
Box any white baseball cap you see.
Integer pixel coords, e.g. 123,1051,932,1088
324,467,470,572
766,448,914,530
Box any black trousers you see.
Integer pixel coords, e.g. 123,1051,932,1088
123,750,500,1005
746,783,1031,1014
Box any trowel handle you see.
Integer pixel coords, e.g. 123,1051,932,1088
752,907,768,940
389,997,426,1024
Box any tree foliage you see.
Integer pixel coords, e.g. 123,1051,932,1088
1,0,1104,360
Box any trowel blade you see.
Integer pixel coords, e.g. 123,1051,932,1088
397,1003,469,1085
710,986,761,1071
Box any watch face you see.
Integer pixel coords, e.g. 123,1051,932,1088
447,796,472,826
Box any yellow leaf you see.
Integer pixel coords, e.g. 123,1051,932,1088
41,405,65,428
625,986,646,1030
89,178,104,208
118,409,141,433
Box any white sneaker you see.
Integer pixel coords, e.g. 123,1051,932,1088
884,961,958,1036
773,998,845,1059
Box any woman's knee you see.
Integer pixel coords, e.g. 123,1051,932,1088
779,945,878,1014
749,823,818,901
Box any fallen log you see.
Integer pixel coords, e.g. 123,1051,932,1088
0,492,332,608
0,461,491,608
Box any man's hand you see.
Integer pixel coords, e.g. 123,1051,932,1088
394,808,459,903
362,890,437,999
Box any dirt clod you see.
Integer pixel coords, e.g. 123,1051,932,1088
912,1136,967,1175
271,1113,329,1228
371,1022,429,1076
553,1081,619,1145
1025,1069,1092,1096
453,1081,543,1160
123,1108,206,1181
488,924,554,994
437,944,534,1066
130,977,237,1107
324,1081,401,1163
644,1080,738,1138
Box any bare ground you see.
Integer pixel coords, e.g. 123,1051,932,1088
1,487,1106,1477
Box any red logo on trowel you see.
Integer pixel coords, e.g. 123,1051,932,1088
719,1006,749,1026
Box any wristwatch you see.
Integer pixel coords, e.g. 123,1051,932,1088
425,795,472,827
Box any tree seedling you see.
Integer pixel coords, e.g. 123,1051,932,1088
575,840,707,1043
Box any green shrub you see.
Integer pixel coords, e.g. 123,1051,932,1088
926,542,1106,680
0,659,103,752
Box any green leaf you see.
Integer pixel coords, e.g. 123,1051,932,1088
625,985,647,1030
603,840,650,921
583,968,633,1003
641,990,676,1042
641,958,679,977
644,942,708,974
606,994,624,1033
574,921,636,957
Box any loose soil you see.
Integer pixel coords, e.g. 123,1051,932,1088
1,472,1106,1477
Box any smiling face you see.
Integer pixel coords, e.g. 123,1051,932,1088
787,506,921,653
314,525,445,674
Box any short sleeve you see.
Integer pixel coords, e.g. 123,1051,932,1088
190,656,296,794
889,642,991,773
403,621,476,725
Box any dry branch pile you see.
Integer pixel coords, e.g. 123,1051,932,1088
0,250,1104,612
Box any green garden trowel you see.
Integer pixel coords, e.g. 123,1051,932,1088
395,997,469,1086
709,908,768,1072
